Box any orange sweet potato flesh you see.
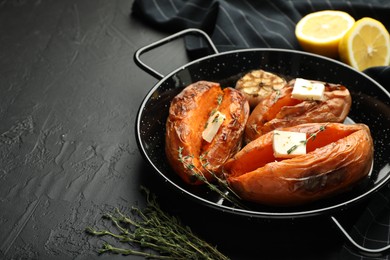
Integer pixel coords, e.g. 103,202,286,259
165,81,250,185
223,123,373,206
244,79,352,143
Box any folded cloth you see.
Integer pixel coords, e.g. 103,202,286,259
132,0,390,258
133,1,389,57
132,0,389,89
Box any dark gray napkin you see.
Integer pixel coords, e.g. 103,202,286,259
133,0,389,78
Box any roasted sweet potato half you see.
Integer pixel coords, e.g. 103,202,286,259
223,123,373,206
165,81,250,185
244,79,351,143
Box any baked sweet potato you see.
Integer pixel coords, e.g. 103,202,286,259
165,81,250,185
244,79,351,143
223,123,373,206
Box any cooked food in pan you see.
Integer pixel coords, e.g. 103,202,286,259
165,81,250,185
223,123,373,206
244,78,351,143
164,73,373,206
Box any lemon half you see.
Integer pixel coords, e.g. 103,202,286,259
339,17,390,71
295,10,355,59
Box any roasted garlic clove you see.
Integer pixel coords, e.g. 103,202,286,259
235,69,287,109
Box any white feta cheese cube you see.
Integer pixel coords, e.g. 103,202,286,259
202,111,226,143
273,130,307,158
292,78,325,101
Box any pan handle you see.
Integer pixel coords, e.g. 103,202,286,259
331,215,390,257
134,28,219,80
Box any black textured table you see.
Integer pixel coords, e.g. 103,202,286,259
0,0,389,259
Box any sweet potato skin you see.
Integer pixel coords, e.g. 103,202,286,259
165,81,250,185
224,123,373,206
244,80,352,143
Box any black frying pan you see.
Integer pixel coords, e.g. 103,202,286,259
134,28,390,255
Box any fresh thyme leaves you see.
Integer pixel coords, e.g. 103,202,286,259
286,144,298,155
199,155,243,202
86,186,229,260
286,140,307,154
209,95,224,119
305,123,328,144
178,147,194,171
286,123,329,154
178,147,247,209
199,152,209,167
217,94,223,106
198,167,247,210
273,88,281,103
212,113,221,123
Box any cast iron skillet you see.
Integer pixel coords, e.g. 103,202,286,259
134,28,390,255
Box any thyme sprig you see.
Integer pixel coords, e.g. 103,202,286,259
210,94,224,117
287,123,329,154
86,186,229,260
199,153,243,200
272,88,281,103
178,147,247,209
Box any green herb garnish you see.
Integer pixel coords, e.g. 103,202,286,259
217,94,223,106
273,89,281,103
286,123,328,154
86,186,229,260
212,114,220,123
178,147,246,209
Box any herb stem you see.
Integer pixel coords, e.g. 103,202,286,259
178,147,247,209
99,243,176,259
287,123,329,154
86,186,229,260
